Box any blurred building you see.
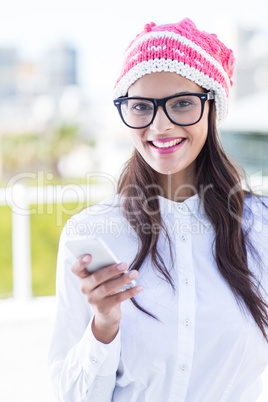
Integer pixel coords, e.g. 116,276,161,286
44,43,78,93
218,23,268,178
0,42,84,133
16,61,47,98
235,26,268,98
0,47,18,99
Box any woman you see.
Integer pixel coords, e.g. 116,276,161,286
48,18,268,401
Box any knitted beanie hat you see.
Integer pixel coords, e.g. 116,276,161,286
113,18,235,125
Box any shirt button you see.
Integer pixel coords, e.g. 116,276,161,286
177,204,184,211
184,319,191,327
184,278,190,286
91,356,98,364
180,364,188,372
181,235,186,241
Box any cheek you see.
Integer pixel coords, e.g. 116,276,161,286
195,110,209,144
196,128,208,151
202,106,210,133
186,121,208,146
130,130,145,149
200,121,209,141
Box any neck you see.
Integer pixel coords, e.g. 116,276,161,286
157,170,197,202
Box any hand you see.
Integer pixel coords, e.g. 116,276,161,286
71,255,143,343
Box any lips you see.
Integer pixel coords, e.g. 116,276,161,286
151,138,185,149
148,137,186,149
148,136,186,154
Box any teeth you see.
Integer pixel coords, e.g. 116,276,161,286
152,138,184,148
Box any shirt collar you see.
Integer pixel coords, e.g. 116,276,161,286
158,193,211,228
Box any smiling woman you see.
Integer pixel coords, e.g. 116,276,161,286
48,18,268,402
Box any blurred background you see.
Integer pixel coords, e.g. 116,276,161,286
0,0,268,400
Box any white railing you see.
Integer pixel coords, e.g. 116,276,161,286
1,175,268,301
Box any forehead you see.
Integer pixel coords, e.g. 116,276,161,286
128,72,204,98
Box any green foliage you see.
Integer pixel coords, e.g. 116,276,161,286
0,206,12,297
1,124,96,180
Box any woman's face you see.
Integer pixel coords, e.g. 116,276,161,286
127,72,210,185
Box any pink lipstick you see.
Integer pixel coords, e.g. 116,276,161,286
148,137,186,154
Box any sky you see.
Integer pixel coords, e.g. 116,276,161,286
0,0,267,98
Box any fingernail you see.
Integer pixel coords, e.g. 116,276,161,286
135,285,143,291
82,255,90,263
129,270,137,279
117,263,127,271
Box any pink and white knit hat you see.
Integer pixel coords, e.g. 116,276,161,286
113,18,235,125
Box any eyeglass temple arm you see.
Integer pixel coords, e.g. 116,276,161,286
207,90,215,100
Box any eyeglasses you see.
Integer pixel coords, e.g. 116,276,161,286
113,91,214,129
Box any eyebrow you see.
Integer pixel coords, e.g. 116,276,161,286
178,90,202,94
129,90,203,98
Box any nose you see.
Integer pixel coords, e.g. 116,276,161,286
149,106,174,132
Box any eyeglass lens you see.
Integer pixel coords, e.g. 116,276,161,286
120,95,203,128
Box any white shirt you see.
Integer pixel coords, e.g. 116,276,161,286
48,193,268,402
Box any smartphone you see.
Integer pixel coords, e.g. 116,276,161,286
65,236,136,291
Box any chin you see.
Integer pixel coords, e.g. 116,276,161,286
151,163,185,176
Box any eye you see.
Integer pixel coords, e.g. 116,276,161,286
132,102,153,112
172,99,193,109
128,99,154,115
178,100,191,107
167,95,199,113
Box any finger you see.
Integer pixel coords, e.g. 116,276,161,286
71,254,92,278
95,284,144,315
85,270,139,300
102,270,139,296
76,261,131,297
89,262,128,288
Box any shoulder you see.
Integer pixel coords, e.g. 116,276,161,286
69,194,122,225
61,194,133,241
243,194,268,254
243,194,268,223
243,196,268,286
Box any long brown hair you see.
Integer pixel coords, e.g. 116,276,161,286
117,102,268,340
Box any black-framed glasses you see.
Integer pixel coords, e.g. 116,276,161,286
113,91,214,129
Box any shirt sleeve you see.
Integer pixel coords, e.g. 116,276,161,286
48,223,121,402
